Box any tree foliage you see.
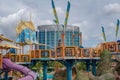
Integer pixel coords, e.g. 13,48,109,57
96,49,112,76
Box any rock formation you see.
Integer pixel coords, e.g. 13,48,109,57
53,66,77,80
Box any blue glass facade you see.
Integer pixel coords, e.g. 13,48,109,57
37,25,81,50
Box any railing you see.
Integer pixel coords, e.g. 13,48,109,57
41,50,50,58
82,48,91,57
20,54,31,62
17,41,120,60
7,54,31,62
92,48,101,57
118,42,120,52
30,50,35,58
100,42,120,52
0,41,119,69
7,54,19,62
56,46,77,58
30,49,54,59
65,47,76,57
51,50,55,58
56,47,63,58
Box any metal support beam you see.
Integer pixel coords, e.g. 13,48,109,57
86,60,90,72
4,71,8,80
92,60,96,75
66,64,72,80
63,60,74,80
43,61,48,80
31,60,36,66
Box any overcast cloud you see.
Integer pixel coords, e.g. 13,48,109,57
0,0,120,47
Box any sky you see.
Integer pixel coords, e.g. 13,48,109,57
0,0,120,47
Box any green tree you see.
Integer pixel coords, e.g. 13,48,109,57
30,61,43,80
75,62,86,71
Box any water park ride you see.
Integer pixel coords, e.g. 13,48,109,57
0,30,119,80
0,35,37,80
0,0,120,80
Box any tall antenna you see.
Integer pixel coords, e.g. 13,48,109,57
51,0,59,25
116,19,119,40
101,26,106,42
64,0,71,33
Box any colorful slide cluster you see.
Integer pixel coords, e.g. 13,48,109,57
2,58,37,80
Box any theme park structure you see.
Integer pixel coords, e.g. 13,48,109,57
0,19,120,80
0,1,120,80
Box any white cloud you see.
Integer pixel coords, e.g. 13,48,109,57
1,0,120,47
56,7,64,14
0,8,27,23
72,20,108,47
49,7,64,15
0,7,53,39
0,0,27,16
109,22,115,28
0,8,30,39
104,3,120,14
40,20,54,25
72,21,89,41
72,21,88,31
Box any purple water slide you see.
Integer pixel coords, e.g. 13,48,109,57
2,58,37,80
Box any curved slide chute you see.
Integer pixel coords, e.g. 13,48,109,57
2,58,37,80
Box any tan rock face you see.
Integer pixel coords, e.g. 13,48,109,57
114,62,120,80
53,67,77,80
89,73,116,80
116,55,120,62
